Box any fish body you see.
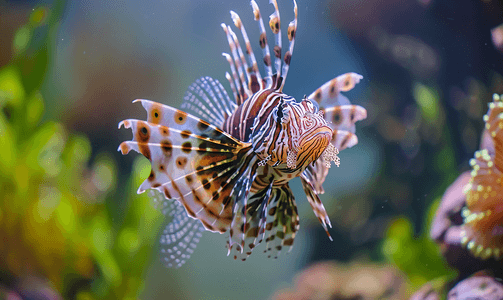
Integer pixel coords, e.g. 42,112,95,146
225,90,332,186
118,0,367,266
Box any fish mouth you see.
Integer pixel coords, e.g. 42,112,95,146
297,126,333,163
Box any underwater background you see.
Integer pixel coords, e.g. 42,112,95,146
0,0,502,299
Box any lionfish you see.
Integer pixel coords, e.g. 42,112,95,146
118,0,367,267
460,93,503,260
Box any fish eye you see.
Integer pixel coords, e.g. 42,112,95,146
309,99,319,113
302,95,319,113
276,97,285,123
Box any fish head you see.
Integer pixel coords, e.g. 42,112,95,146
293,97,333,167
256,95,333,170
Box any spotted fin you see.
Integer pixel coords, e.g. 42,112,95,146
304,79,367,194
263,184,300,258
331,129,359,151
308,73,363,107
118,100,253,234
323,105,367,133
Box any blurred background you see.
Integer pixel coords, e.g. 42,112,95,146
0,0,502,299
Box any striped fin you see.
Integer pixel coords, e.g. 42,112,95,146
229,182,273,261
222,24,251,103
302,161,326,194
160,215,204,268
308,73,363,107
225,71,240,105
149,189,205,268
207,76,237,117
300,176,332,240
181,77,228,126
263,184,300,258
229,26,253,97
118,100,254,233
251,0,273,88
223,53,244,105
230,10,264,93
269,0,282,83
227,164,257,249
279,0,297,92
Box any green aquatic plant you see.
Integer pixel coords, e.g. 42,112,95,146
381,200,457,298
0,4,162,299
379,82,460,298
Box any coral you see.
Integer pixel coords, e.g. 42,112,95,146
271,260,408,300
447,273,503,300
422,94,503,299
430,95,503,278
